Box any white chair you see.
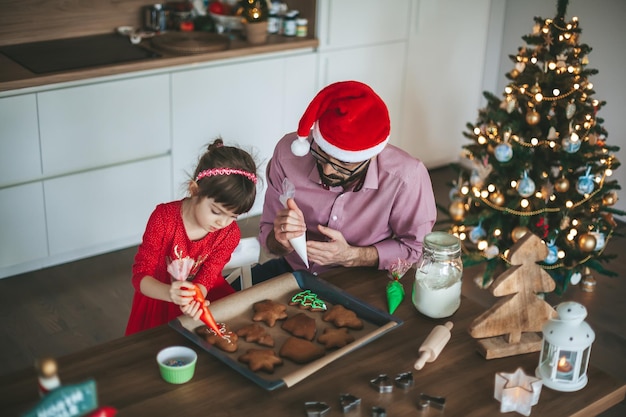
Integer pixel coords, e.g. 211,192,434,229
223,237,260,290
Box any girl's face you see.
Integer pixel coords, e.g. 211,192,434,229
191,197,238,234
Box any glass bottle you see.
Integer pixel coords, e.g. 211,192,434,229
412,231,463,318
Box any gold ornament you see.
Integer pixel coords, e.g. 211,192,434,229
511,226,529,242
602,191,618,206
554,177,570,193
509,69,520,78
486,123,499,138
526,108,540,125
578,233,597,252
449,200,466,222
489,191,505,206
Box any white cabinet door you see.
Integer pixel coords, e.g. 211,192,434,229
171,53,317,216
318,42,407,143
317,0,411,49
38,74,171,177
398,0,492,167
0,94,41,187
0,183,48,271
44,156,172,257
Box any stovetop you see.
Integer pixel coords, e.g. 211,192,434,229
0,33,161,74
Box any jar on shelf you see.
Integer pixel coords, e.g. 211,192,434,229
283,10,299,37
412,231,463,319
295,17,308,37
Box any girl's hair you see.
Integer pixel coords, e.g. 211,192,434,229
191,138,258,214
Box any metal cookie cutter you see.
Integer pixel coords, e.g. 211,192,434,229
370,374,394,393
371,406,387,417
339,393,361,413
395,371,414,389
417,393,446,410
305,401,330,417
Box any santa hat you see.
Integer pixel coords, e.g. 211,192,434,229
291,81,390,163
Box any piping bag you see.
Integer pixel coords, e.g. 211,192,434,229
279,178,309,268
167,255,223,336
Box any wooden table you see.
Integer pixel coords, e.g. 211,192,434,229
1,268,624,416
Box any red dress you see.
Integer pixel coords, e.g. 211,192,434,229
125,200,238,335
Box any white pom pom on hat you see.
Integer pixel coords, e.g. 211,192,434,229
291,80,391,163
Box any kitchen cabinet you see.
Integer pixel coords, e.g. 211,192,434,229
171,52,318,216
0,75,173,278
315,0,411,149
0,94,41,187
45,156,171,258
0,183,47,273
38,74,170,176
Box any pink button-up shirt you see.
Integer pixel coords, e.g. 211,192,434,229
259,132,437,275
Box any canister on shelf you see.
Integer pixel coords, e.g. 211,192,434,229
295,18,308,37
283,10,298,37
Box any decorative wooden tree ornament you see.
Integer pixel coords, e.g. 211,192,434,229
469,233,557,359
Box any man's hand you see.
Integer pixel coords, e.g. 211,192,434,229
268,198,306,254
307,225,378,267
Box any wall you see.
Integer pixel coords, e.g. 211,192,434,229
494,0,626,216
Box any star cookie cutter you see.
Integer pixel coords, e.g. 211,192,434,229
417,393,446,410
304,401,330,417
370,374,393,393
339,393,361,413
395,371,414,389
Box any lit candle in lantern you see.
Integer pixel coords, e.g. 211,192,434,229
556,355,574,378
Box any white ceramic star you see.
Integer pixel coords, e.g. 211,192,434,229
494,367,543,416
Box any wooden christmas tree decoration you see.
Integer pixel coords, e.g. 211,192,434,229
468,232,557,359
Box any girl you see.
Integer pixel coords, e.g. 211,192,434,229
125,139,257,335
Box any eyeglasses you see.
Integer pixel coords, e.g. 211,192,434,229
310,147,369,176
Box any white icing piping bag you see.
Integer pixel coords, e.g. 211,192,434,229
279,178,309,268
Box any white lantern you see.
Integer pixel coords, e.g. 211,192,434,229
536,302,595,392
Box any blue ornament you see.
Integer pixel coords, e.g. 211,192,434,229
516,171,536,197
494,142,513,163
544,240,558,265
562,137,581,153
469,222,487,244
576,167,595,195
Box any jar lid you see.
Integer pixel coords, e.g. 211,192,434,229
423,231,461,254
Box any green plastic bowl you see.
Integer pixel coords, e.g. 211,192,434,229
156,346,197,384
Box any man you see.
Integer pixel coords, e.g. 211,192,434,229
252,80,436,282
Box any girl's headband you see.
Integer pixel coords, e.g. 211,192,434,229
195,168,257,184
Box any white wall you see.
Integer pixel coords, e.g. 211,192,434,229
494,0,626,216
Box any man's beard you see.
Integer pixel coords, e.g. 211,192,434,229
316,163,368,189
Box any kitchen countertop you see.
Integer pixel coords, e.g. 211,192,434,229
0,33,318,94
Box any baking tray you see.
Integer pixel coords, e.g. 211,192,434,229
169,270,402,390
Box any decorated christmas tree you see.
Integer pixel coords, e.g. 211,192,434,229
445,0,624,293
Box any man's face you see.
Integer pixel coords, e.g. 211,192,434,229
310,144,370,187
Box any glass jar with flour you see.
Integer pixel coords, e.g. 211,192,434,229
412,232,463,318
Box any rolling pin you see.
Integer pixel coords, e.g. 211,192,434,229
414,321,453,370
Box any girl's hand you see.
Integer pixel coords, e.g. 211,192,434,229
169,280,196,306
180,300,211,321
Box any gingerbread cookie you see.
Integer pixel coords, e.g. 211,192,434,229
322,304,364,330
289,289,327,312
238,348,283,373
279,337,326,364
195,323,239,353
236,323,275,347
281,312,317,341
317,327,355,349
252,299,288,327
